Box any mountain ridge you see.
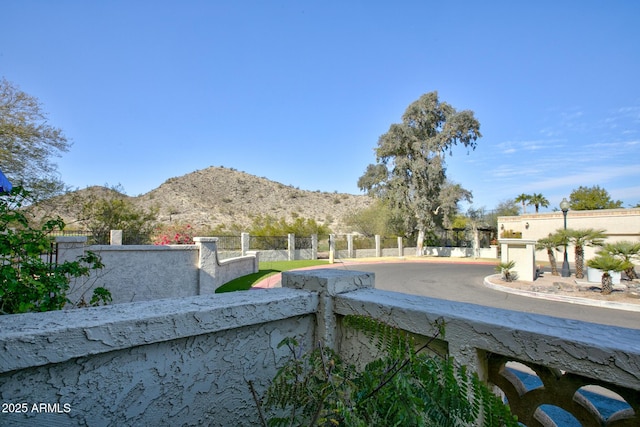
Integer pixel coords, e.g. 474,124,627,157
36,166,374,233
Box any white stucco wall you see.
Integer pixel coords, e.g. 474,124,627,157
498,208,640,262
0,289,317,426
1,269,639,425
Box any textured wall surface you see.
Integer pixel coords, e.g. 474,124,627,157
0,289,317,426
334,287,640,389
2,268,640,425
57,237,258,305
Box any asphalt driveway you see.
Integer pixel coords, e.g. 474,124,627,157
325,260,640,330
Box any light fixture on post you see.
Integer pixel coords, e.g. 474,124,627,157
560,198,571,277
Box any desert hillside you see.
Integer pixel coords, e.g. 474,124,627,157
33,166,374,233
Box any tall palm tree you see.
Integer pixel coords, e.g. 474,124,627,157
598,241,640,280
528,193,549,213
560,228,606,279
535,233,563,276
514,193,531,214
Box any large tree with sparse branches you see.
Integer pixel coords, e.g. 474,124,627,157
358,91,481,254
0,77,70,200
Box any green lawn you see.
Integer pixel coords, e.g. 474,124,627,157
215,259,330,293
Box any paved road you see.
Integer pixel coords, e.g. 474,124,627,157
327,261,640,330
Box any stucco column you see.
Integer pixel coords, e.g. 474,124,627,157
288,233,295,261
194,237,219,294
311,234,318,260
241,232,250,256
282,269,374,350
375,235,381,257
398,236,403,257
110,230,123,245
347,234,354,258
55,236,88,264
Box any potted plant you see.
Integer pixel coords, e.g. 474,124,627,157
586,254,631,295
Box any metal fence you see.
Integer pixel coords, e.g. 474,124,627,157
249,235,288,250
215,235,242,251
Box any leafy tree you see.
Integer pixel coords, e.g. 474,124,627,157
527,193,549,213
559,228,606,279
74,186,158,244
569,185,623,210
358,92,481,254
482,199,519,232
514,193,530,214
0,78,70,199
346,199,394,237
536,233,564,276
0,187,108,314
249,214,331,237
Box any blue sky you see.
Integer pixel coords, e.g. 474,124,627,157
2,1,639,212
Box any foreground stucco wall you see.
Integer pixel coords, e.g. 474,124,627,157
333,286,640,390
498,208,640,261
0,289,317,426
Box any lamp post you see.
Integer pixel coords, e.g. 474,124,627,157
560,198,571,277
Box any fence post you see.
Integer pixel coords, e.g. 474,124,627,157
110,230,123,245
194,237,219,294
55,236,88,264
241,232,250,256
375,235,381,257
311,234,318,260
397,236,403,257
347,234,354,259
282,269,374,349
288,233,295,261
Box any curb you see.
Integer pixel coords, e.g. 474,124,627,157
483,275,640,313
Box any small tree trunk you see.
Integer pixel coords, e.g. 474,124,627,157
601,272,613,295
547,249,559,276
575,246,585,279
625,266,638,280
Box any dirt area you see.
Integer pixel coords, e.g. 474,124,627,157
489,271,640,306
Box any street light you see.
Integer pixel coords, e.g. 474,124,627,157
560,198,571,277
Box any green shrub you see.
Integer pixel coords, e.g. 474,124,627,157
251,316,518,426
0,187,109,314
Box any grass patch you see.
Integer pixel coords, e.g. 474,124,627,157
215,260,330,293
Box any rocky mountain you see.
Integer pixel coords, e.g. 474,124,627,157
33,166,374,233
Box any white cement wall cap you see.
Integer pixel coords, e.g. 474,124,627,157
0,288,317,373
335,288,640,388
55,236,88,243
193,237,219,243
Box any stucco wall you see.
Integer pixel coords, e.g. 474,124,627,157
498,208,640,261
1,269,639,425
57,237,258,305
0,289,317,426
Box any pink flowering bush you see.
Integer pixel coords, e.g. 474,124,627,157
152,223,195,245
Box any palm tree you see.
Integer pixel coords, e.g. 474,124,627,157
528,193,549,213
514,193,531,214
586,254,631,295
495,260,517,282
598,241,640,280
560,228,606,279
535,233,563,276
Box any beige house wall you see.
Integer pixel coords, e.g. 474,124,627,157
498,208,640,262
